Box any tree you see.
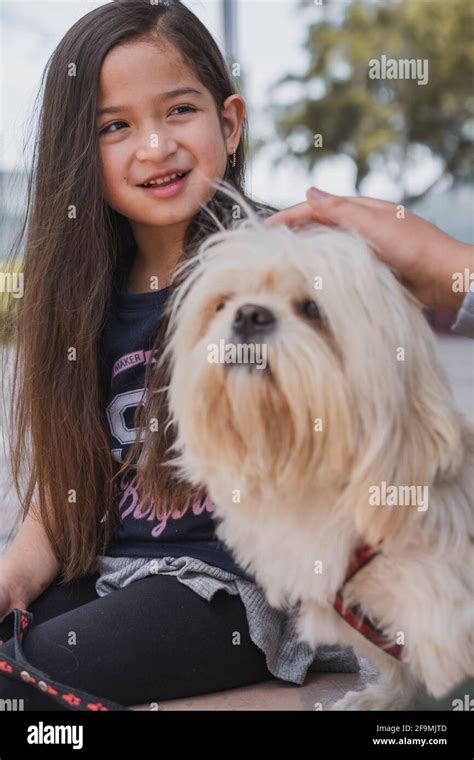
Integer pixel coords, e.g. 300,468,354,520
258,0,473,205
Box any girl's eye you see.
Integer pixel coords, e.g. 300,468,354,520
98,106,196,136
99,120,128,136
169,104,196,116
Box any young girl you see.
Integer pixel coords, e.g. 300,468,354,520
0,0,358,710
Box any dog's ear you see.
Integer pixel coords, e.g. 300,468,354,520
348,300,464,545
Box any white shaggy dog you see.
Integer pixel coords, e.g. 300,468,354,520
163,192,474,710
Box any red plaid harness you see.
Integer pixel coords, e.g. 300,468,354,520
332,541,404,660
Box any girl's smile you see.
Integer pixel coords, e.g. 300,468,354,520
137,168,191,198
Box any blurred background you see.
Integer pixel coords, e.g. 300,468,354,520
1,0,473,549
1,0,473,314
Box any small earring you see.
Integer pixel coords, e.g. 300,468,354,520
228,150,236,168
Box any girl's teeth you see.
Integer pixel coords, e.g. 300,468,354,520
144,172,184,187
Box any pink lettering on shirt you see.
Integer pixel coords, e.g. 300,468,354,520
112,349,157,380
117,470,215,538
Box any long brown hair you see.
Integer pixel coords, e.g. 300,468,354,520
1,0,278,582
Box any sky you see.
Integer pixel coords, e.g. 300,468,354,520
0,0,464,209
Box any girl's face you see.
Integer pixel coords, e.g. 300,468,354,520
96,39,244,232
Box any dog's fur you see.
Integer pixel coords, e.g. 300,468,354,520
162,190,474,710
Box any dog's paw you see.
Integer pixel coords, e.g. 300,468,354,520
331,689,378,711
331,683,409,711
331,687,392,711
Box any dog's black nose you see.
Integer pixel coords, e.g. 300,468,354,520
232,303,276,338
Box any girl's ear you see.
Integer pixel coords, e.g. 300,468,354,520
349,305,464,545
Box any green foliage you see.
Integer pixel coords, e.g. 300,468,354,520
263,0,474,203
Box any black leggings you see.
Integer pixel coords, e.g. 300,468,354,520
0,572,276,710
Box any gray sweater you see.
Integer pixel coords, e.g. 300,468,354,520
452,290,474,338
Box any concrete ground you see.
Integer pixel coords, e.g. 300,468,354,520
1,335,473,710
131,658,380,711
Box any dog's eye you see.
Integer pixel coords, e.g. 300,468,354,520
299,299,321,321
215,294,233,313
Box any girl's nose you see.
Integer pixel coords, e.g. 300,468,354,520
135,130,178,162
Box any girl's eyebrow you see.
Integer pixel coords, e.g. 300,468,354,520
96,87,203,118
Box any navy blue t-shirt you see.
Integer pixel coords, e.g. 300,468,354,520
98,266,252,579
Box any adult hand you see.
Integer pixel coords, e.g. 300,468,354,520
264,188,473,312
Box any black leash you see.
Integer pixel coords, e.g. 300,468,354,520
0,608,129,711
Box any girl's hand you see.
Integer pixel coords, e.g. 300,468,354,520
264,188,474,312
0,563,29,625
